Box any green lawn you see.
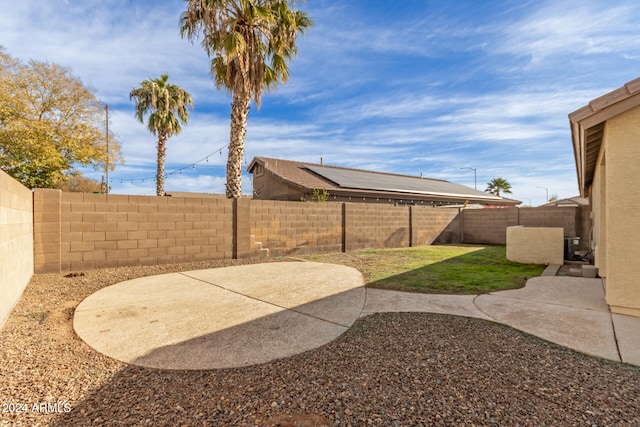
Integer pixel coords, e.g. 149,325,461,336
299,244,545,294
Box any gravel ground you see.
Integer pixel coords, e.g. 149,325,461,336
1,259,639,426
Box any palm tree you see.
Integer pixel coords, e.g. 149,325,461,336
485,177,512,197
129,75,193,196
180,0,312,198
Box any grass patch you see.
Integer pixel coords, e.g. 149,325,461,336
299,244,545,294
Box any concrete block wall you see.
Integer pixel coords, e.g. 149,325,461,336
249,202,461,255
411,207,460,246
234,198,252,258
29,192,591,274
576,205,591,251
33,190,234,273
1,170,34,329
519,207,577,236
249,200,343,255
344,203,410,251
33,189,62,273
462,206,590,248
461,208,518,244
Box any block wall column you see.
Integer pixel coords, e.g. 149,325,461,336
233,198,251,258
33,189,62,274
341,203,347,252
409,206,414,247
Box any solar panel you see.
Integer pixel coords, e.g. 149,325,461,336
305,165,499,199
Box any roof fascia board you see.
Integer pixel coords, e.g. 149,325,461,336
570,121,586,196
579,93,640,129
569,83,640,197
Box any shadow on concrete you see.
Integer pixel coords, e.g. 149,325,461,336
72,262,366,371
130,286,366,370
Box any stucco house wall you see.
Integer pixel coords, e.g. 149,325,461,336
591,139,607,279
598,105,640,316
571,77,640,318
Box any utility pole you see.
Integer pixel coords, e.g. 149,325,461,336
537,186,548,203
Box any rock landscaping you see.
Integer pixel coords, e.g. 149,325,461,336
1,258,639,426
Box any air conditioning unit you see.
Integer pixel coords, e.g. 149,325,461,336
564,236,580,260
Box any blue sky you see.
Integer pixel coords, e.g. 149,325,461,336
2,0,640,205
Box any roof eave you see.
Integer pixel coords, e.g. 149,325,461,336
569,76,640,198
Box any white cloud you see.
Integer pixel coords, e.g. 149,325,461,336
5,0,639,206
497,1,640,65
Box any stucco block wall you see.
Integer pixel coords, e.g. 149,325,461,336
344,203,410,251
1,171,34,329
601,105,640,316
506,226,564,265
249,200,343,255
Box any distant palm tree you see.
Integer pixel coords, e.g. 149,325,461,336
129,75,193,196
180,0,312,198
485,177,512,197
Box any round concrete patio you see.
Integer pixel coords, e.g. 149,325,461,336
73,262,366,370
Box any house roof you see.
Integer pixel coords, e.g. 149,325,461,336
248,157,520,206
540,196,589,208
569,76,640,197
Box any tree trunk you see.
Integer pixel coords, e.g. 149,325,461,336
156,133,167,196
226,92,251,198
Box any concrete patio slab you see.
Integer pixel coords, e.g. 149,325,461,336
489,276,609,312
612,313,640,366
74,262,365,370
74,261,640,370
474,291,620,362
362,289,492,320
183,262,365,326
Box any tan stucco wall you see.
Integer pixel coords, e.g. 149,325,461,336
591,148,607,278
0,171,34,330
600,104,640,316
506,226,564,265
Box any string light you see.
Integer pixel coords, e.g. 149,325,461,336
109,143,229,185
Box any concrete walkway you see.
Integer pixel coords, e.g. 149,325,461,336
74,262,640,370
